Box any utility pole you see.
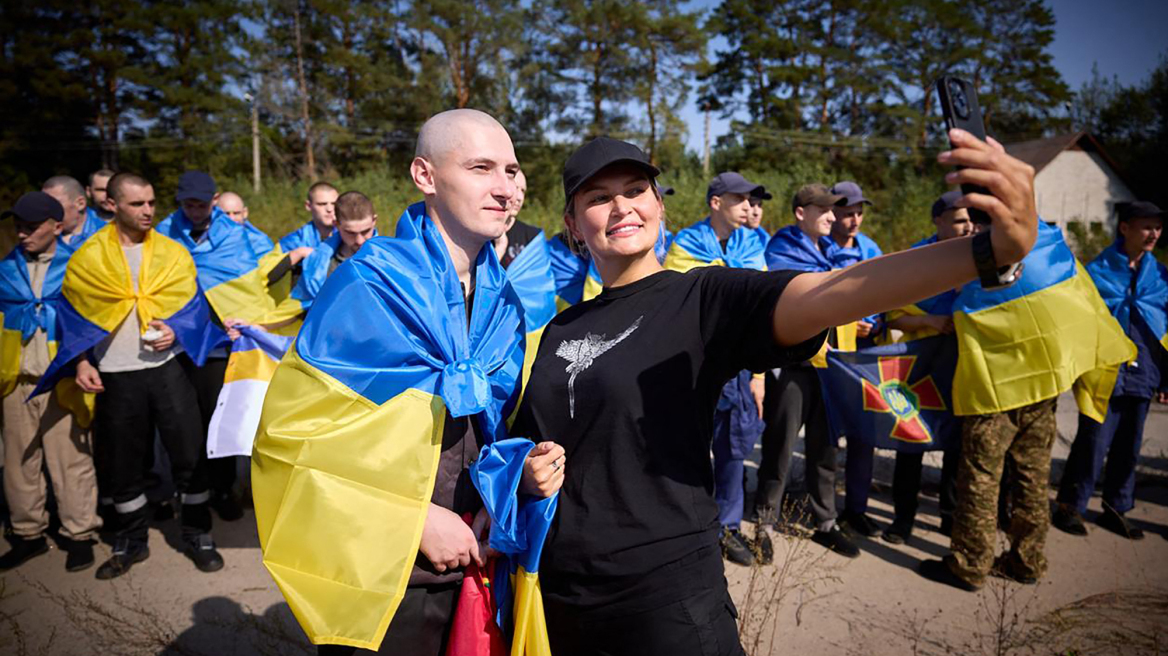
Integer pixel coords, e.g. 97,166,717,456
702,102,711,177
246,92,261,193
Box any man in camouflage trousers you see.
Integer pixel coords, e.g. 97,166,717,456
939,399,1058,589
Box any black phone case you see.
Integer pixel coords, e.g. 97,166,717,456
935,76,991,225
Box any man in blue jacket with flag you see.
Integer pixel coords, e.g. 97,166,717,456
1055,200,1167,540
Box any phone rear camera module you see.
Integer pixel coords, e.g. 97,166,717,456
948,80,970,120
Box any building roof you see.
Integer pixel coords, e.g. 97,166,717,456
1004,131,1126,181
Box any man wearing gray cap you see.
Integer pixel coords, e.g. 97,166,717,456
0,192,102,573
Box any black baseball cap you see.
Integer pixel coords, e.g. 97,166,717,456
1117,200,1164,222
791,183,845,213
831,181,872,206
707,172,766,202
931,190,963,218
175,170,217,203
563,137,660,209
1,191,64,224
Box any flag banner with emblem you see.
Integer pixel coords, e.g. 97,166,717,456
206,325,293,459
665,218,766,273
251,201,551,650
32,224,225,401
156,207,288,326
819,336,961,453
952,222,1135,420
0,241,94,425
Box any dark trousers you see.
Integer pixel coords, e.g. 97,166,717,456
892,445,960,523
183,356,236,497
544,548,743,656
844,442,874,515
92,358,210,543
755,367,837,529
316,583,459,656
1057,396,1151,515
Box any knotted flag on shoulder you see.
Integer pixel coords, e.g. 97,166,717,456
32,224,225,398
156,207,285,325
206,325,293,459
665,218,767,272
1087,240,1168,352
0,244,93,424
252,201,554,652
952,222,1135,420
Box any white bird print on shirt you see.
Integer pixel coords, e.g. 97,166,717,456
555,316,643,418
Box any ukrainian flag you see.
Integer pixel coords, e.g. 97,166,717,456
664,217,766,272
546,232,601,310
252,202,553,651
61,210,108,254
156,207,289,327
32,224,225,399
279,220,325,252
765,224,857,365
262,230,378,326
952,222,1135,420
882,236,959,343
206,326,292,459
501,230,557,402
1087,240,1168,353
0,243,93,425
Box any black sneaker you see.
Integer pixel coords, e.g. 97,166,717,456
186,534,225,572
0,535,49,571
882,518,914,545
918,558,980,592
60,537,95,572
720,528,755,567
812,524,860,558
990,556,1038,585
754,529,774,566
1097,507,1144,540
211,492,244,522
96,539,150,580
840,511,880,538
1051,505,1088,536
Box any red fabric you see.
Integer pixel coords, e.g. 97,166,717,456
446,516,507,656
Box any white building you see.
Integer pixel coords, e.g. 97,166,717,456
1005,131,1136,235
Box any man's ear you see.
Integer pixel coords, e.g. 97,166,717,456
794,206,805,223
51,220,64,236
101,197,115,212
242,207,249,219
411,157,438,196
74,196,87,213
709,195,721,213
212,192,221,206
1117,220,1129,240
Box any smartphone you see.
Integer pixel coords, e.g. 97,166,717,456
935,76,991,225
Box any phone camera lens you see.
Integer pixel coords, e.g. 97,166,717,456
948,80,970,120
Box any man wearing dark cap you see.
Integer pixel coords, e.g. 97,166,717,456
755,183,862,558
822,181,888,539
156,171,276,522
879,191,972,544
663,171,773,567
1054,200,1167,540
746,188,772,248
0,193,102,572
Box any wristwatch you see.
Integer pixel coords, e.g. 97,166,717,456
971,231,1024,289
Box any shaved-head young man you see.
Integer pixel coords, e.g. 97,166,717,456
217,191,248,224
255,109,563,655
86,169,115,222
43,176,105,249
278,182,339,252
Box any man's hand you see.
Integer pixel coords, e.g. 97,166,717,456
926,315,955,334
146,320,176,351
289,246,315,266
223,318,252,341
940,129,1038,265
856,320,873,339
76,359,104,393
419,504,481,573
521,441,565,498
750,375,766,419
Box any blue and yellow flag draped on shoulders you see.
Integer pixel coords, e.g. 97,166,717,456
665,218,766,272
252,201,556,653
0,243,93,423
156,207,288,327
279,220,324,252
1087,240,1168,354
546,231,601,310
32,224,224,399
61,211,108,254
952,222,1134,420
500,229,557,402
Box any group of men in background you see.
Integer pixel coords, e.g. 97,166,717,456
1,162,1164,596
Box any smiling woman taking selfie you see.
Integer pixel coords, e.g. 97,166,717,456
509,131,1038,656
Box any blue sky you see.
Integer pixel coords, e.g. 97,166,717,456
677,0,1168,152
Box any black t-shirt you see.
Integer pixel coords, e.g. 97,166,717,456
501,219,544,269
511,267,825,609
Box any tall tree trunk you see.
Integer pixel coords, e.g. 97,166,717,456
646,39,658,164
590,41,604,137
293,2,316,180
819,7,836,130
